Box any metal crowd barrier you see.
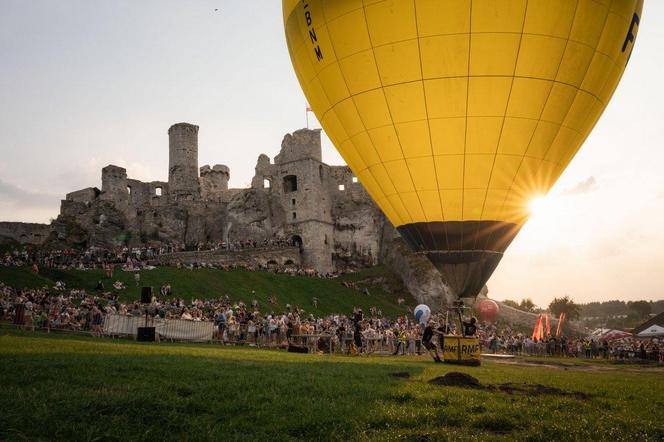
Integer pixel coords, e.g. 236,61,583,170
288,335,426,355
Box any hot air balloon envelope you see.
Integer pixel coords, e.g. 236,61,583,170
477,299,499,323
283,0,643,298
414,304,431,325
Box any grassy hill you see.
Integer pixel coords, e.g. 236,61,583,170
1,332,662,441
0,265,415,317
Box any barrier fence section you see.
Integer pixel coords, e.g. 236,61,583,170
102,314,215,342
288,335,414,355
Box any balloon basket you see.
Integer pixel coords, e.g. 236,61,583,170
442,336,481,367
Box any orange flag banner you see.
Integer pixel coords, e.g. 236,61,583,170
532,315,541,340
556,313,566,337
545,314,551,337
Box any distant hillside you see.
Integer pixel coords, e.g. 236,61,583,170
0,265,415,318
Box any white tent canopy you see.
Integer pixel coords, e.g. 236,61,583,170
637,324,664,338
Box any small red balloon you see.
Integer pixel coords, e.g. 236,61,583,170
477,299,499,323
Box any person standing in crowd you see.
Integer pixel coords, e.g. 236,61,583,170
393,326,407,356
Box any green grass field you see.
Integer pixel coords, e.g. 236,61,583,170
0,265,413,317
0,331,662,441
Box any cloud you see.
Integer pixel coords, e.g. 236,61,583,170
0,179,59,207
562,176,598,196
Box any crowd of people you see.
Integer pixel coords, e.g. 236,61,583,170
1,246,169,271
1,243,662,363
3,278,660,363
192,237,299,252
0,282,105,336
477,320,662,362
2,240,342,280
174,260,339,280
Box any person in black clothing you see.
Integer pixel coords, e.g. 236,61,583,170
352,308,364,354
422,320,442,363
462,317,478,337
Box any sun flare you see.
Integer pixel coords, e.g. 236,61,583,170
528,196,549,218
519,195,563,250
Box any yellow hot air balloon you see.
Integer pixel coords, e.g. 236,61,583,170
283,0,642,298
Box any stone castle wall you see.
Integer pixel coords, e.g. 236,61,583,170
154,247,301,268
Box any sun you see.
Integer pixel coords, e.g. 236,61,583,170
519,194,561,251
528,195,550,218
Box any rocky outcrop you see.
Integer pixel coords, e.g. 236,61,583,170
0,222,51,246
379,221,456,308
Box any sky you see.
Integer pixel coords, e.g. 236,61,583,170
1,1,662,306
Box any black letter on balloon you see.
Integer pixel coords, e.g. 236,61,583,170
622,13,640,53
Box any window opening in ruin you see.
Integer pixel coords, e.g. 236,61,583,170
324,234,328,245
127,186,132,195
283,175,298,193
352,176,358,183
292,198,296,206
292,212,297,220
338,184,345,191
284,259,295,267
155,187,162,196
319,165,323,181
263,178,271,189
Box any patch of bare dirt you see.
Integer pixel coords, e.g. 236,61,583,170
428,372,481,388
428,372,590,400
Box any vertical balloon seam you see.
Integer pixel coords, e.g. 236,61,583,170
315,5,405,232
475,0,529,254
411,0,448,253
358,3,433,250
460,0,473,242
463,0,529,294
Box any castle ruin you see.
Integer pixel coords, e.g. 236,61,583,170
57,123,386,274
1,123,460,306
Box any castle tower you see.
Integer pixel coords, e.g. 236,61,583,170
168,122,200,201
100,165,128,212
277,129,335,273
200,164,230,201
